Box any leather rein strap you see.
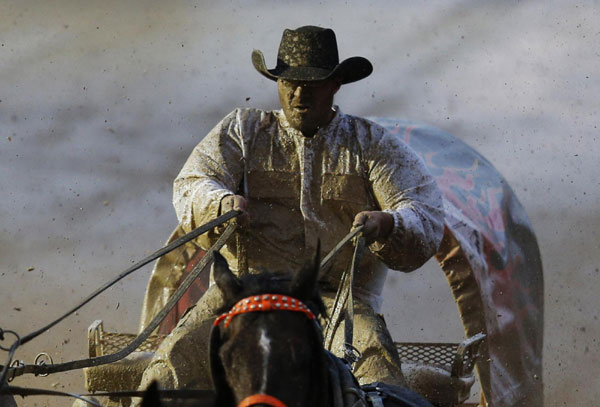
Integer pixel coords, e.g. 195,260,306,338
3,219,240,382
323,234,366,370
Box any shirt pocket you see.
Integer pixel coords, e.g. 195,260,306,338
321,173,370,206
247,170,299,199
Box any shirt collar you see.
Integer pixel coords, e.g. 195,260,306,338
276,105,343,138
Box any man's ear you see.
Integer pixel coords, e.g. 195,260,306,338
212,252,242,302
333,80,341,94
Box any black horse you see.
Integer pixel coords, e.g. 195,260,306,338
208,250,433,407
143,250,432,407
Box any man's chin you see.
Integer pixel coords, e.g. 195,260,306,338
283,112,317,134
287,117,307,130
293,106,310,114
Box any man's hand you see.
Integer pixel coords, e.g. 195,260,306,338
220,194,247,213
220,194,249,226
352,211,394,244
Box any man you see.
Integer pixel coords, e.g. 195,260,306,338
136,25,444,395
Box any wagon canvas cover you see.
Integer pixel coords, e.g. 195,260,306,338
375,118,544,406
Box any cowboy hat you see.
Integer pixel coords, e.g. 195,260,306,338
251,25,373,84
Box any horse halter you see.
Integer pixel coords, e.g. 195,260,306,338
214,293,316,328
214,294,317,407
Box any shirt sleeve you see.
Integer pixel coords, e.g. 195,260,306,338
361,122,444,272
173,109,245,237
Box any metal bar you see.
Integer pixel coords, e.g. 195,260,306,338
0,385,216,406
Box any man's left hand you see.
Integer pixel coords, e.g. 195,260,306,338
352,211,394,244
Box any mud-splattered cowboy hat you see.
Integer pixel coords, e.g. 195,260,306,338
251,25,373,84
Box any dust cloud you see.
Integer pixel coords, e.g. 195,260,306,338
1,1,598,406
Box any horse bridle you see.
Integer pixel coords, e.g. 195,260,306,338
213,294,317,407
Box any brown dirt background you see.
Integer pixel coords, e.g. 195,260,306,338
1,1,598,405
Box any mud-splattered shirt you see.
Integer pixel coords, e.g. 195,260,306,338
174,107,443,310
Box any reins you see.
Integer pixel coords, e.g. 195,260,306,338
1,213,366,405
0,210,241,385
323,233,366,370
319,225,366,368
319,225,364,277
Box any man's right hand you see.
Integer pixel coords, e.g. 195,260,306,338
220,194,247,213
220,194,249,225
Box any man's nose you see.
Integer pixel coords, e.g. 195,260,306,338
293,84,304,98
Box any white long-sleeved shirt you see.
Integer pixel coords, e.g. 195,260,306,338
173,106,444,311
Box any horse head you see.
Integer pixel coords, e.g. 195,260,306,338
209,248,330,407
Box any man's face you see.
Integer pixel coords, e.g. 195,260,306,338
278,78,340,136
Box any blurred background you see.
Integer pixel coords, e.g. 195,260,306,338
1,1,598,405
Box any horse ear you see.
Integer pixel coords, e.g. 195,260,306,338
140,381,162,407
209,324,236,406
212,251,242,302
291,240,321,300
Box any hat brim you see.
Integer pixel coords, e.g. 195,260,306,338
251,49,372,84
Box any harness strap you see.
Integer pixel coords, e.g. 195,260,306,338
238,394,288,407
325,351,368,407
365,392,385,407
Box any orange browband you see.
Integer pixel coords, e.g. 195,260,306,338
238,394,288,407
214,294,316,328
